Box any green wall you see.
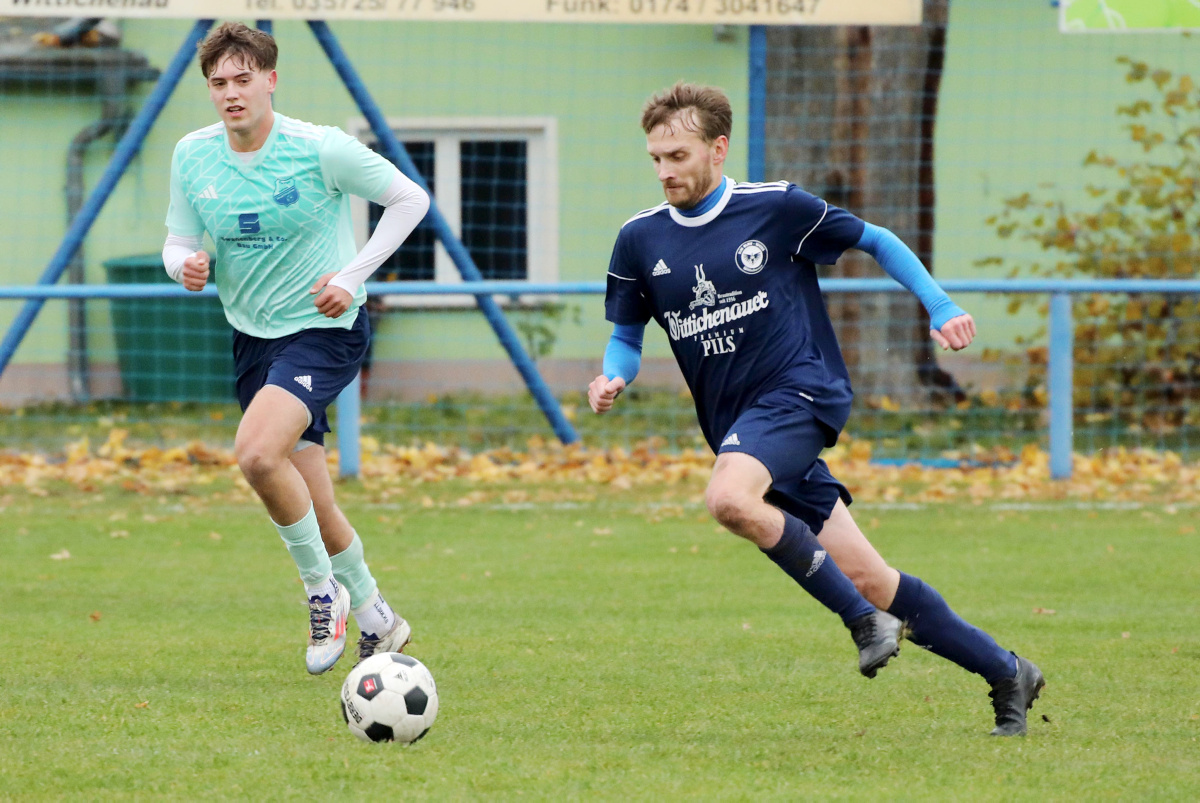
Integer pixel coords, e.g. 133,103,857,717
0,19,748,369
5,3,1197,381
935,1,1200,348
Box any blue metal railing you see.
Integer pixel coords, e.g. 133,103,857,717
2,277,1197,478
5,278,1199,299
747,25,767,184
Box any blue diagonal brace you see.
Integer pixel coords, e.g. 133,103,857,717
0,19,215,378
308,20,579,446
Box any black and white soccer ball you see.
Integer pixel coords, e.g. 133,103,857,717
340,653,439,743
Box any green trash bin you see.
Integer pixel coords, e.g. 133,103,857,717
104,255,236,402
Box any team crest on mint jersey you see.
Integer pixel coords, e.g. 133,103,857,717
689,264,717,309
273,176,299,207
735,240,768,274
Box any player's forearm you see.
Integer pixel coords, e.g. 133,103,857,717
855,222,964,330
327,172,430,296
602,323,646,384
162,233,204,283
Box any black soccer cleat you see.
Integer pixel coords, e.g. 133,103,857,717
988,655,1045,736
848,610,902,678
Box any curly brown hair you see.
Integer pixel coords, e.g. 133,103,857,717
640,82,732,143
197,22,278,79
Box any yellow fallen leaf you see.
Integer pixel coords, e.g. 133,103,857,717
49,549,70,561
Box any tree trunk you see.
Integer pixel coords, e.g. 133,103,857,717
763,0,962,405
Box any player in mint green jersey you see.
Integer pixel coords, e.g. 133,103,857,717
162,23,430,675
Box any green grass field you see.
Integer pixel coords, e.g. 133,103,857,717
3,483,1198,799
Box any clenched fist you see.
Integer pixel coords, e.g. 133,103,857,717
182,250,209,292
309,272,353,319
588,374,626,414
930,313,977,351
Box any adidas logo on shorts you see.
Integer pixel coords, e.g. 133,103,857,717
652,259,671,277
294,375,313,392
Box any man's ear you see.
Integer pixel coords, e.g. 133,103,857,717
712,135,729,167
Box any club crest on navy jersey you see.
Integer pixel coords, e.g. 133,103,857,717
273,176,299,207
689,264,717,309
735,240,768,275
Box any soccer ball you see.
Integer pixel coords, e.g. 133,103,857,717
340,653,439,743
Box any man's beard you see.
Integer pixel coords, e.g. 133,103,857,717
669,170,715,210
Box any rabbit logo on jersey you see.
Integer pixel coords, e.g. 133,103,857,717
735,240,768,274
664,264,770,350
689,264,717,310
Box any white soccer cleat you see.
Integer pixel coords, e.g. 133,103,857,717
305,582,351,675
355,616,413,666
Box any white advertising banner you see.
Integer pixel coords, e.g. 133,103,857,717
2,0,921,26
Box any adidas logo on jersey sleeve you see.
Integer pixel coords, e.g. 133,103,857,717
294,375,313,392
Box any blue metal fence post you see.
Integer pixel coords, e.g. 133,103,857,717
307,20,579,446
0,19,214,377
747,25,767,184
1049,293,1074,479
337,372,362,479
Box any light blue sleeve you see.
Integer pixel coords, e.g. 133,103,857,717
855,221,965,331
318,127,398,200
164,144,205,237
602,323,645,384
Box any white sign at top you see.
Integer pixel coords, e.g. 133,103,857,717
4,0,921,26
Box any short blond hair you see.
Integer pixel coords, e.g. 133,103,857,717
640,82,732,143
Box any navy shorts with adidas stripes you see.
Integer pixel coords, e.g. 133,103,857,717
715,387,852,535
232,310,370,447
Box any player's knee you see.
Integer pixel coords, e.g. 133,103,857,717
235,440,283,485
705,484,754,532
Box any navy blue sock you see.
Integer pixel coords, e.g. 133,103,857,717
762,512,876,626
887,572,1017,684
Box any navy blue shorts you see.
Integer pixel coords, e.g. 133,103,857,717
716,387,852,535
232,311,369,447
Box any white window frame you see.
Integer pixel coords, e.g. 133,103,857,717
349,116,559,308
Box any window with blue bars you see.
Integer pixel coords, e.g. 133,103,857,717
367,140,436,282
367,139,528,282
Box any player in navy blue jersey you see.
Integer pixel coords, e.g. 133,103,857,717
588,83,1044,736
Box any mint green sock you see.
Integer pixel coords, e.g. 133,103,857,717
273,503,332,587
329,531,378,609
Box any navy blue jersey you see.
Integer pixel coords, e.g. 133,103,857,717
604,179,865,451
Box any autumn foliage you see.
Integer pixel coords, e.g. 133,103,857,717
980,58,1200,438
2,428,1196,506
